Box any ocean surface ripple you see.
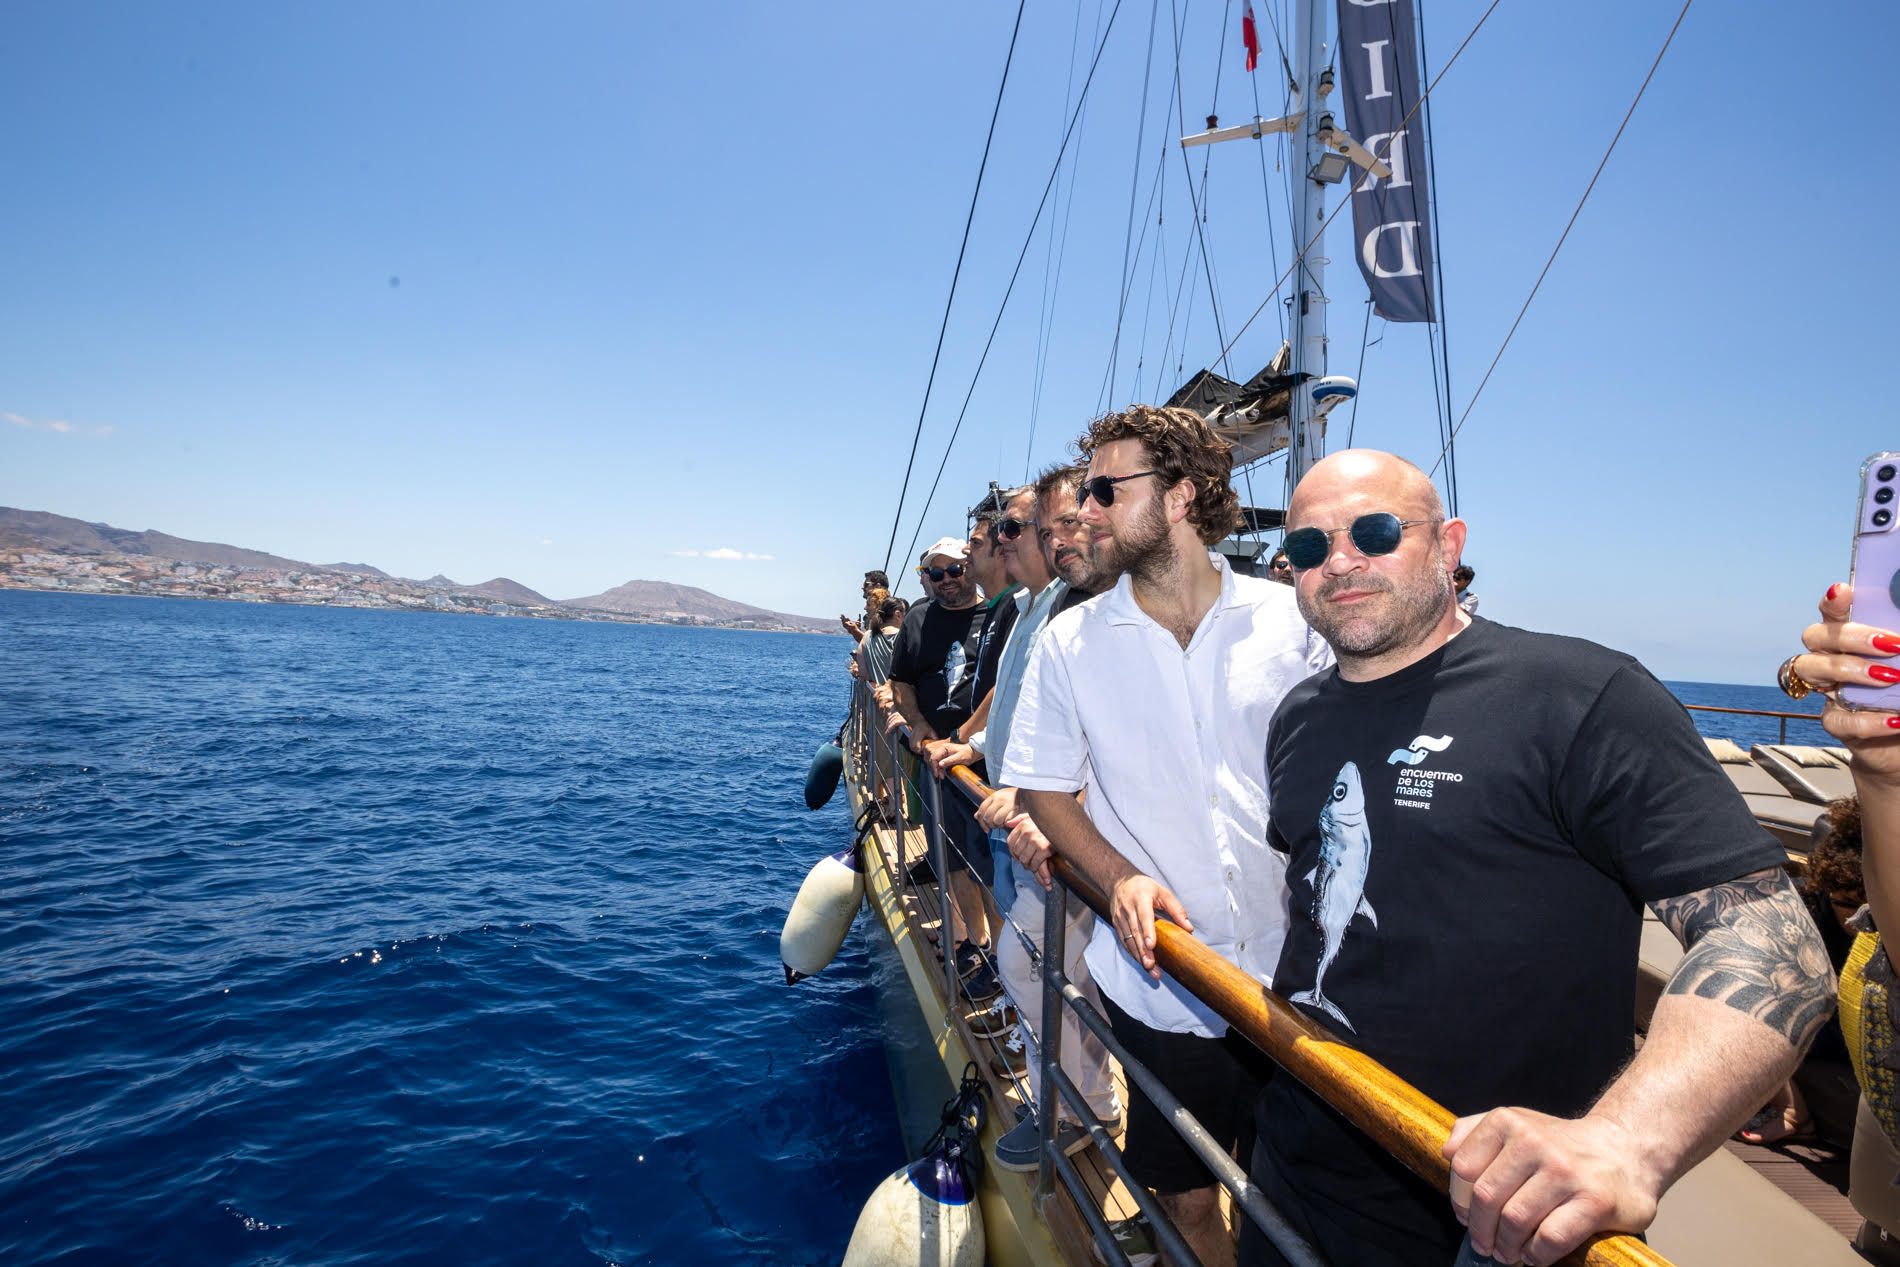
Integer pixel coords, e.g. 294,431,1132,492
0,591,898,1265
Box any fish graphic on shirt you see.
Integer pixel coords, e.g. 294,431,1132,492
1290,761,1378,1032
942,642,969,697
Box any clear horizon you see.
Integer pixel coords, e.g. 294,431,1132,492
5,1,1894,682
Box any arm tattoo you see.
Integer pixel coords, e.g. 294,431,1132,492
1647,866,1838,1050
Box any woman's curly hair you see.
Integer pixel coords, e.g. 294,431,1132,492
1078,404,1241,546
1803,796,1864,907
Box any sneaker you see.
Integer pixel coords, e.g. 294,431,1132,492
968,999,1017,1038
1090,1215,1158,1267
962,959,1003,1006
953,940,989,981
988,1028,1028,1078
993,1108,1096,1172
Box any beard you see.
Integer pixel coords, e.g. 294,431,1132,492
1101,496,1175,584
1298,559,1453,660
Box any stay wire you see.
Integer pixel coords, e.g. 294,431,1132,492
882,0,1029,578
1108,0,1165,398
1417,0,1458,515
1428,0,1692,478
1208,0,1504,376
1026,0,1103,480
899,0,1131,572
1168,0,1233,375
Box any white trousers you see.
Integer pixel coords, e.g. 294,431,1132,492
996,862,1120,1121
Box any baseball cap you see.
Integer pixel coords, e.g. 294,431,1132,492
919,536,970,564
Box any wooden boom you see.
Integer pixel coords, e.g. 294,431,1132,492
939,761,1669,1267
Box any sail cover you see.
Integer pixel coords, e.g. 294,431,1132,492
1337,0,1437,323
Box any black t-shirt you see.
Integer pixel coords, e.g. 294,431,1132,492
888,597,987,738
969,588,1020,717
1256,616,1786,1259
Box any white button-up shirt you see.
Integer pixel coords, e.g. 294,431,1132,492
997,553,1333,1036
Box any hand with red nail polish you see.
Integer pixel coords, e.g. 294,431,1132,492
1797,579,1900,773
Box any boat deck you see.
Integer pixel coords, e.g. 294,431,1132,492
872,812,1155,1265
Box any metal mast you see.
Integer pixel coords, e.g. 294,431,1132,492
1285,0,1330,491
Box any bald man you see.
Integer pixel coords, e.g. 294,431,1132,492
1245,450,1834,1267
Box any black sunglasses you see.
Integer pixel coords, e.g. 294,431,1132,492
1077,470,1159,508
918,563,967,581
1282,513,1438,570
1269,557,1292,571
994,517,1032,541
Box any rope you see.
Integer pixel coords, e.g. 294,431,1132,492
1428,0,1693,478
882,0,1029,577
897,0,1131,571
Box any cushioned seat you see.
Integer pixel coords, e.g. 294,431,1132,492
1753,743,1857,805
1704,738,1828,850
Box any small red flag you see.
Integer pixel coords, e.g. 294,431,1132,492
1242,2,1260,72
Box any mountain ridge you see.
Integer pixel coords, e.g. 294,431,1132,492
0,506,833,633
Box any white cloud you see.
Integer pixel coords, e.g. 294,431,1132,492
4,410,110,436
539,538,555,546
671,546,774,561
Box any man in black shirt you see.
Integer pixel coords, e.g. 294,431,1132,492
889,533,995,979
1246,450,1836,1267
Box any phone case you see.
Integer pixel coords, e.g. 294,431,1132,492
1844,450,1900,710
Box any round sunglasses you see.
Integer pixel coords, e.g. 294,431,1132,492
1283,513,1438,570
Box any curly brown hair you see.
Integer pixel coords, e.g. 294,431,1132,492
1803,796,1865,907
1078,405,1241,546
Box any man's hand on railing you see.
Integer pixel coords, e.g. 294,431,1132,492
1444,1106,1657,1267
1005,812,1056,889
872,682,895,713
847,657,861,680
1110,873,1195,981
975,786,1019,832
924,739,977,777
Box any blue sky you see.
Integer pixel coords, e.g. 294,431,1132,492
3,1,1891,682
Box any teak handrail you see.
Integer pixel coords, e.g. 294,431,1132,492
932,759,1670,1267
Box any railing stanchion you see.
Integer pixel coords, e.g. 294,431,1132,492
925,766,955,998
1036,880,1067,1202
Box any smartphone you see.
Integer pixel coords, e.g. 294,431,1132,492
1845,450,1900,710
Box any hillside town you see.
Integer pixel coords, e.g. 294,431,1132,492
0,544,830,634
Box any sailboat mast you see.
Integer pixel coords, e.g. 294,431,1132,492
1286,0,1330,489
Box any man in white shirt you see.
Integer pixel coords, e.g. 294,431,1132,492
1000,404,1331,1267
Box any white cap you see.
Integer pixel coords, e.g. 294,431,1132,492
919,536,970,564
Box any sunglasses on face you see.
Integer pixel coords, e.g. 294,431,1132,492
1282,513,1438,570
994,517,1032,541
1269,558,1292,571
918,563,967,582
1077,470,1159,508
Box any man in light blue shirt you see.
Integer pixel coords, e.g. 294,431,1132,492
975,464,1127,1172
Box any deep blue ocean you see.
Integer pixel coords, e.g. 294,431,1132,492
0,590,896,1266
0,591,1833,1266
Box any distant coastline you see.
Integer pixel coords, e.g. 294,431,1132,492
0,506,839,635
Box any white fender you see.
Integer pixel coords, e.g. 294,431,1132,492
840,1150,984,1267
779,847,864,984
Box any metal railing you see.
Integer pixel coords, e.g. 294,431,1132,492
840,668,1670,1267
1681,702,1828,746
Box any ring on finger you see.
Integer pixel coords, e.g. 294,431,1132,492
1778,654,1818,701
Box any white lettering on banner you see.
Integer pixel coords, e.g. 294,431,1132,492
1359,39,1393,101
1356,130,1411,191
1361,220,1424,278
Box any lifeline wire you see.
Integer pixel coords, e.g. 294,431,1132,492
1428,0,1694,478
883,0,1029,580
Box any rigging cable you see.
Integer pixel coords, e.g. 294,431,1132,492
1417,0,1458,515
1167,0,1234,374
881,0,1030,577
1345,299,1374,447
1205,0,1504,375
897,0,1132,571
1108,0,1166,399
1427,0,1693,478
1025,0,1106,480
